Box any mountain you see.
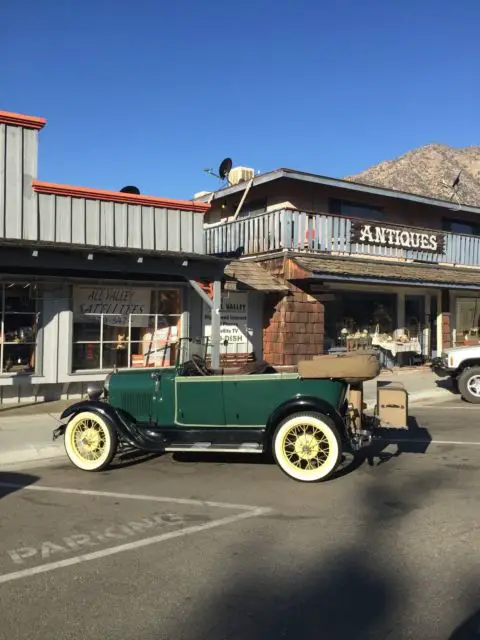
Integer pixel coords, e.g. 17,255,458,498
345,144,480,207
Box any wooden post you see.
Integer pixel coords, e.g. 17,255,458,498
211,279,222,369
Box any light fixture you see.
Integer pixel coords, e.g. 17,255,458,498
87,253,94,260
137,257,143,263
32,250,38,257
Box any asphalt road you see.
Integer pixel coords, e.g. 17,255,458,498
1,399,480,640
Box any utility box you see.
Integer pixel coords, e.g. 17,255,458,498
376,381,409,429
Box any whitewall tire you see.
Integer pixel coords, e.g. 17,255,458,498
273,412,341,482
64,411,117,471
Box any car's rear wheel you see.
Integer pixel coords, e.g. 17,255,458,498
458,367,480,404
272,412,342,482
64,411,117,471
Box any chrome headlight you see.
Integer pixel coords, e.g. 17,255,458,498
86,383,103,401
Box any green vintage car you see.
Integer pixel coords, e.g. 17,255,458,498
53,339,381,482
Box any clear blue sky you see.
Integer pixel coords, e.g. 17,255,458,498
2,0,479,199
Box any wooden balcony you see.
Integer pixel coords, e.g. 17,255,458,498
204,209,480,267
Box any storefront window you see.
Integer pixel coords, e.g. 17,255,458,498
0,283,39,375
456,297,480,338
72,287,182,371
324,291,397,350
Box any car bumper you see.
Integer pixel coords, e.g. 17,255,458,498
430,358,456,377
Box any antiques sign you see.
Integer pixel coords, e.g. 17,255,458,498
351,221,445,254
73,286,151,327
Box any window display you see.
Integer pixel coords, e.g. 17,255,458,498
0,283,39,374
72,287,181,371
456,297,480,342
324,291,397,350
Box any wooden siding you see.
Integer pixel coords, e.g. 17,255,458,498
36,194,204,253
0,123,38,240
204,209,480,268
0,122,204,253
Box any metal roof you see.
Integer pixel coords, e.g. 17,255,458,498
195,167,480,215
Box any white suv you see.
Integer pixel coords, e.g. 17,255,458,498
433,345,480,403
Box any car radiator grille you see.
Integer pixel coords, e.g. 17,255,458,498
119,392,153,418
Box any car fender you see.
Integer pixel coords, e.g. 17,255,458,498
266,395,345,438
59,401,139,448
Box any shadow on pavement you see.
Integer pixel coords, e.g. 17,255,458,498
449,610,480,639
0,471,39,499
435,377,460,396
181,468,455,639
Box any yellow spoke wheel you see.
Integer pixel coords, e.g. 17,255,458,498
64,411,117,471
273,412,341,482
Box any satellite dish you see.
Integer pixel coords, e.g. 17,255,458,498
219,158,233,181
120,185,140,194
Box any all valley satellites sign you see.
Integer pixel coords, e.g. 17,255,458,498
350,221,445,254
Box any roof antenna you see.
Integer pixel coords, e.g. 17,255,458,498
440,171,462,211
203,157,233,186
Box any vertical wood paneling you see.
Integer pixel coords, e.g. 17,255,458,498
85,200,100,245
128,204,142,248
22,129,38,240
167,209,180,251
55,196,72,243
0,125,5,234
180,211,193,252
141,206,155,251
38,193,55,241
100,201,114,246
5,125,23,238
71,198,86,244
154,208,168,250
114,203,128,247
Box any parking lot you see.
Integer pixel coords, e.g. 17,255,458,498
1,400,480,640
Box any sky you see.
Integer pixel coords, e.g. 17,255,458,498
2,0,479,200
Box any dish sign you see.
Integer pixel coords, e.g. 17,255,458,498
204,292,250,348
73,286,151,327
351,222,445,254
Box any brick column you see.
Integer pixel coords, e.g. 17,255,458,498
262,258,325,366
440,290,452,349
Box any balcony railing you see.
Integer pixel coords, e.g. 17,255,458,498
204,209,480,267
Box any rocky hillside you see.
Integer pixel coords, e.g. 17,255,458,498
345,144,480,207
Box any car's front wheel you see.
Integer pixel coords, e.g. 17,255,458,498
64,411,117,471
272,412,342,482
458,367,480,404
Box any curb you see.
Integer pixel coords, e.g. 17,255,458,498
364,387,453,410
0,444,64,467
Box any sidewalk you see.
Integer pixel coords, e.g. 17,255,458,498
0,368,454,469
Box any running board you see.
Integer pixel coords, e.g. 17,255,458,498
164,442,263,454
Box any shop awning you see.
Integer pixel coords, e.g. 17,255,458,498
224,260,288,292
291,254,480,290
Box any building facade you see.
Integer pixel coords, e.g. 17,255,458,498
0,110,233,404
199,167,480,366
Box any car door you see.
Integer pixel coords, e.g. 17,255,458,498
222,374,283,426
174,375,226,427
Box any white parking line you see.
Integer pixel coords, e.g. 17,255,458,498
0,483,263,512
386,439,480,446
0,484,271,586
